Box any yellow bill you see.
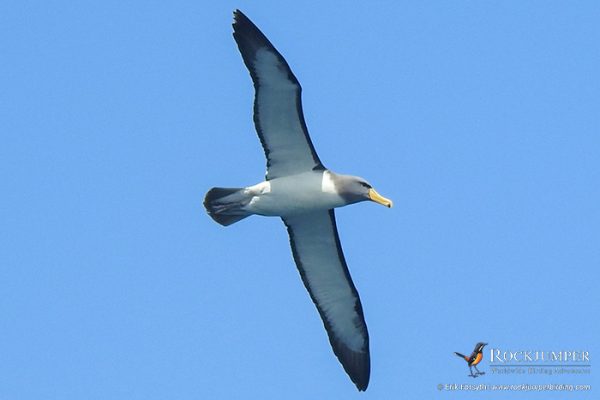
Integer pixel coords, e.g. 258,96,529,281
368,188,393,208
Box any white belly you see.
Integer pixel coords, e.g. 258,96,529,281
243,172,346,217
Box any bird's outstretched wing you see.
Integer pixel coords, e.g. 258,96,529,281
232,10,324,180
282,210,370,391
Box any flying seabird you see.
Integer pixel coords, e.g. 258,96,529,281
204,10,392,391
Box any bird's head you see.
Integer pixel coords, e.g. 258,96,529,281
475,342,488,352
334,174,393,208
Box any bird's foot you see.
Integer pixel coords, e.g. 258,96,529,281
468,374,478,378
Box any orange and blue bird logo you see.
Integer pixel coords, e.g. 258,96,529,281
454,342,487,377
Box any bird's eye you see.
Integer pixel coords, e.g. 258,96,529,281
360,182,371,189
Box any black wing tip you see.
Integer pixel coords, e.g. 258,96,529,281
333,340,370,391
232,9,264,42
231,9,273,74
353,365,370,391
232,9,248,29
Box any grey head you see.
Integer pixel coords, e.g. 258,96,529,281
332,173,393,208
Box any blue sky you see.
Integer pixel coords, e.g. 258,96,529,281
1,1,598,398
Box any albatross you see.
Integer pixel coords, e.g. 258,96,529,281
204,10,392,391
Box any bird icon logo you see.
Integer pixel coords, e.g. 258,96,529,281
454,342,487,377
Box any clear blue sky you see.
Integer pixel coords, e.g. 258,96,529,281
1,1,598,399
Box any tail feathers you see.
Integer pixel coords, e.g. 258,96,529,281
454,352,467,360
204,187,252,226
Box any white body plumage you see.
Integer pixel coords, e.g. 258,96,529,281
245,171,347,216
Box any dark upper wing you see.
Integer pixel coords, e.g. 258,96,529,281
232,10,325,180
282,210,370,391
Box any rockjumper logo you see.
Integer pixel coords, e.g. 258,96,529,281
454,342,487,377
489,349,590,364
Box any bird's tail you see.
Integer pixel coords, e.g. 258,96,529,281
454,352,468,361
204,187,253,226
